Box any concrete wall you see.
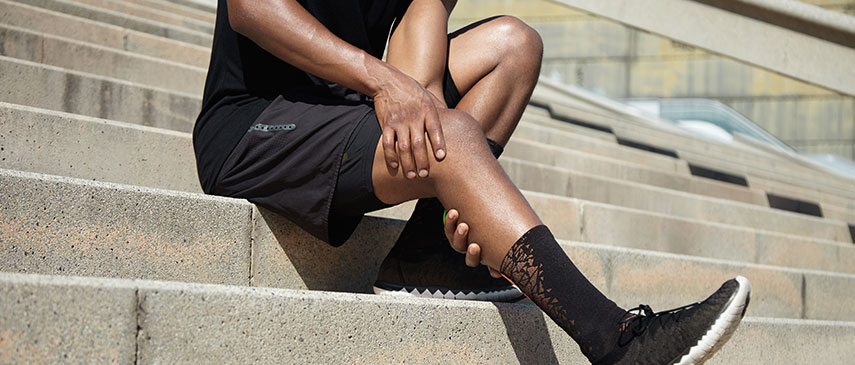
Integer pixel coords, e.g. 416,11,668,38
449,0,855,160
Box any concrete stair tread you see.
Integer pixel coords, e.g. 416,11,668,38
3,270,854,363
124,0,216,23
0,55,201,132
3,100,850,243
523,112,855,213
0,0,210,67
3,102,852,259
3,168,855,321
530,90,855,202
67,0,214,34
0,22,207,95
8,0,213,47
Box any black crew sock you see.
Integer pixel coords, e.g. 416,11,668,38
391,138,504,254
500,225,627,362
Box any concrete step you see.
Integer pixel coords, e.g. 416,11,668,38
160,0,215,14
3,168,855,321
8,0,212,47
530,83,835,185
0,102,201,193
0,23,206,95
378,191,855,275
124,0,216,23
68,0,214,34
0,55,772,209
0,0,210,67
5,272,855,363
4,102,849,251
530,85,855,196
0,55,200,132
525,105,855,217
496,158,853,244
534,92,855,203
516,116,691,175
505,138,769,206
6,102,844,243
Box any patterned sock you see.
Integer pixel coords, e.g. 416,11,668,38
500,225,627,362
391,138,503,254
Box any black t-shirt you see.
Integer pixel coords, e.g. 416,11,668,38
193,0,410,193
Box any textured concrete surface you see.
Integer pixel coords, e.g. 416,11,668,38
804,272,855,321
161,0,216,13
710,317,855,363
0,103,201,192
532,83,845,186
0,273,137,363
135,281,581,363
251,207,404,293
539,94,855,199
124,0,216,23
508,128,684,173
500,155,768,206
12,103,848,251
70,0,214,34
597,243,805,319
580,201,855,273
557,168,852,242
5,272,853,364
0,24,206,95
0,56,201,132
10,0,213,47
0,169,253,285
0,0,210,67
6,169,854,319
516,117,691,173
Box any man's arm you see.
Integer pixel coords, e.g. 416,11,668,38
227,0,446,178
387,0,457,105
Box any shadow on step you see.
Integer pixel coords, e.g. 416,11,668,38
254,207,403,293
497,300,561,364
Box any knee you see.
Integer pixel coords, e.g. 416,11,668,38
490,16,543,66
438,109,486,152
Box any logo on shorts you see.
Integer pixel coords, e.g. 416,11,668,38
248,123,296,132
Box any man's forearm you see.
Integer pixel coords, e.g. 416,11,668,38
387,0,456,103
227,0,398,98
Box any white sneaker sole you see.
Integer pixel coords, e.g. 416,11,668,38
676,276,751,365
373,285,523,302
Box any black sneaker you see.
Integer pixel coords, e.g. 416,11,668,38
594,276,751,365
374,198,522,301
373,240,522,301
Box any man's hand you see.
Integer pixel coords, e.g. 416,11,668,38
443,209,504,279
373,73,447,179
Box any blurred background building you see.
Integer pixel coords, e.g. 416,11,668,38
451,0,855,163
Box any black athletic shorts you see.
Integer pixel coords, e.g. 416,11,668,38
213,68,462,247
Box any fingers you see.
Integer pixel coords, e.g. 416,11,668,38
443,209,458,246
382,128,399,175
395,128,417,179
465,243,480,268
410,126,430,178
443,209,467,254
424,106,446,161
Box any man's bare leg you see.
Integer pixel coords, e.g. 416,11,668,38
373,109,539,266
384,16,542,271
370,109,751,364
447,16,543,145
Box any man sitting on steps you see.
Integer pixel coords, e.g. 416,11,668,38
193,0,752,363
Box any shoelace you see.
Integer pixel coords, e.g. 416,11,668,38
617,302,700,346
